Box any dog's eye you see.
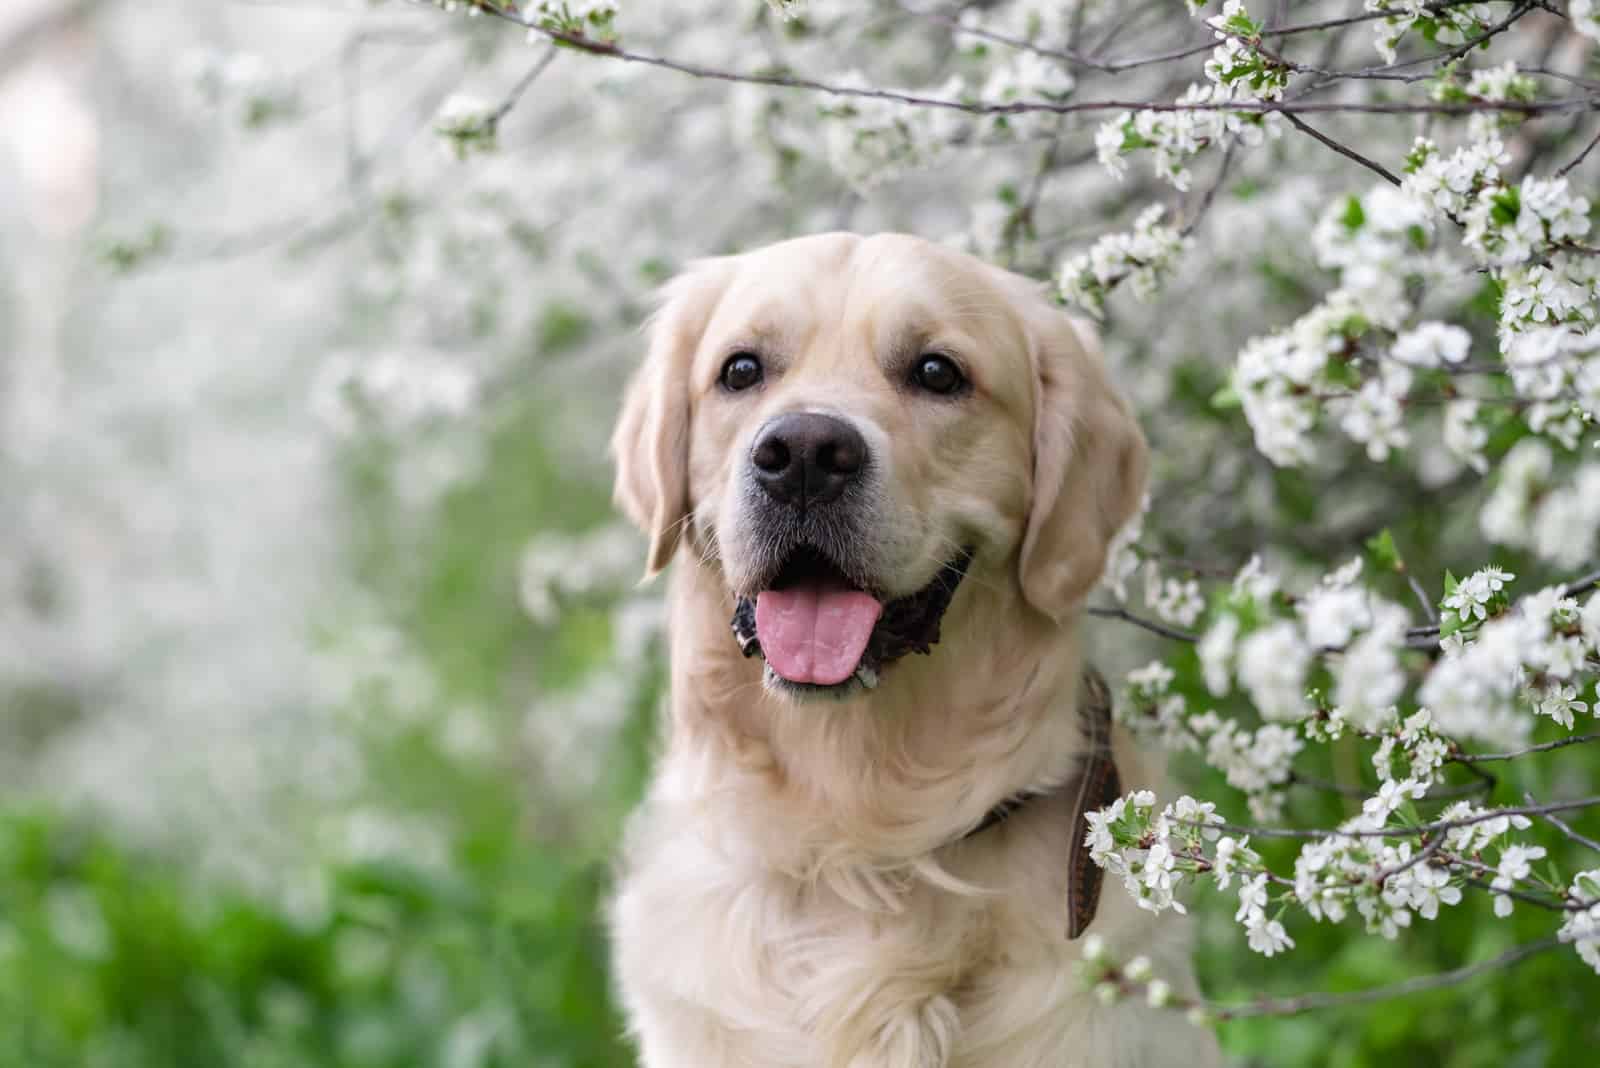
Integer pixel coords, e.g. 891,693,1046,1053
720,352,764,392
911,354,966,396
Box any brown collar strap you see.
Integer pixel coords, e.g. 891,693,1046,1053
959,667,1121,940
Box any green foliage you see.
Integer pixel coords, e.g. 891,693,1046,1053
96,224,172,274
0,807,632,1068
1364,529,1401,574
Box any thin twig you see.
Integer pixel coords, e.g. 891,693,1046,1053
1087,604,1199,643
1087,0,1171,62
1282,111,1403,186
1206,796,1600,841
1458,874,1586,910
488,45,559,127
899,4,1107,73
1283,1,1541,92
1527,791,1600,854
1405,572,1440,626
1208,938,1563,1019
1287,771,1370,798
484,13,1600,120
1558,127,1600,178
1259,0,1493,40
1181,140,1238,237
1374,833,1448,886
1290,770,1491,801
1452,733,1600,764
1005,132,1063,262
1540,809,1600,854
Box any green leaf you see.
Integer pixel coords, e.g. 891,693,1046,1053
1365,529,1402,572
1490,186,1521,227
1338,195,1366,232
1210,383,1242,410
1403,140,1435,175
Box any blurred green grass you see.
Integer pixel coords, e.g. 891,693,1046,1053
0,805,629,1068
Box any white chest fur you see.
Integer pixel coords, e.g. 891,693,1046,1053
609,778,1219,1068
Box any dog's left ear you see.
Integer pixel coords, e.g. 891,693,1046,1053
1017,310,1149,623
611,260,732,577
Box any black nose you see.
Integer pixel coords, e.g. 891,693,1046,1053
750,412,867,509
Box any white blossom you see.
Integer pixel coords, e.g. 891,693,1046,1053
1490,843,1547,917
1146,567,1206,627
1238,621,1311,721
1059,206,1192,316
1390,322,1471,368
1197,613,1240,697
1442,399,1489,475
1443,566,1514,624
1558,871,1600,975
1099,492,1148,601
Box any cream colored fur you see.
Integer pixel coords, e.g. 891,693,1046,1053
607,233,1221,1068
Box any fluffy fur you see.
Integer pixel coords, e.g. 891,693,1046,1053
607,233,1220,1068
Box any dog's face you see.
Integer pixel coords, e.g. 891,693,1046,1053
612,233,1146,699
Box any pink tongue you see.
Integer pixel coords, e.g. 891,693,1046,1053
755,582,883,686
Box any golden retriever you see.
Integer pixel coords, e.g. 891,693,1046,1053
607,233,1219,1068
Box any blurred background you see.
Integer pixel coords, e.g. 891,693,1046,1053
1,1,1597,1065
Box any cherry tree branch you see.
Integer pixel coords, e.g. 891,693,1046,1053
1557,127,1600,178
487,44,560,128
1281,112,1402,187
1208,796,1600,841
486,11,1600,119
1087,604,1199,643
1207,937,1564,1019
1538,807,1600,854
1452,733,1600,764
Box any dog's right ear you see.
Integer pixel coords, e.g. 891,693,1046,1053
610,260,732,578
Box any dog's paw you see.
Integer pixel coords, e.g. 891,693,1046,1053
840,994,959,1068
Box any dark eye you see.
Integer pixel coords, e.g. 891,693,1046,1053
720,352,764,392
911,354,966,396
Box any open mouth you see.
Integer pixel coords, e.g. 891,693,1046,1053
730,544,975,694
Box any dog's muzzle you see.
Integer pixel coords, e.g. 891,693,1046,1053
730,545,975,695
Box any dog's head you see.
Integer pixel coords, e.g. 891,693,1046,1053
611,233,1146,700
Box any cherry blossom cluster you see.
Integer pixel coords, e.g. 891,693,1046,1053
1087,776,1596,962
1365,2,1498,65
518,525,647,626
310,351,480,439
1120,650,1305,821
1421,572,1598,743
1560,870,1600,973
1096,540,1600,978
1482,442,1600,569
820,11,1086,187
179,48,300,129
529,0,619,40
433,94,501,159
1094,1,1284,193
1056,207,1192,318
1430,60,1539,143
818,77,969,190
1227,181,1462,465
